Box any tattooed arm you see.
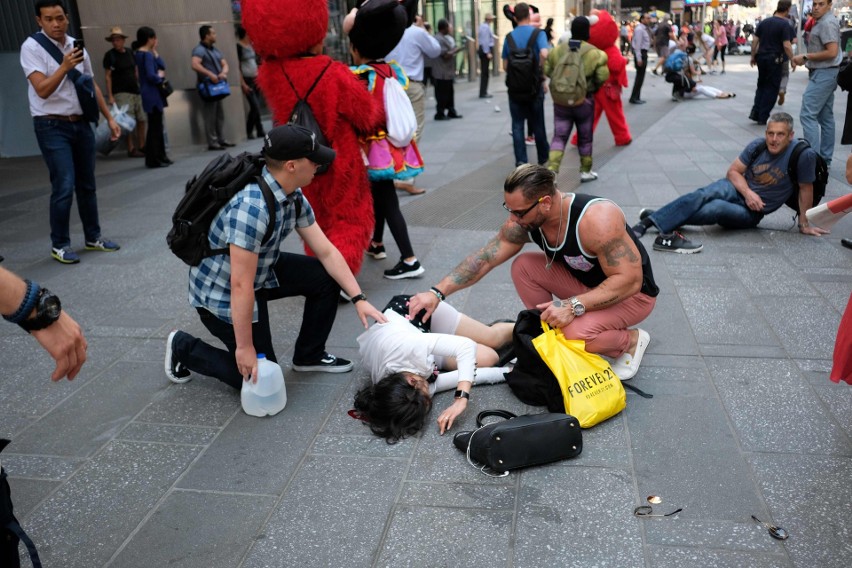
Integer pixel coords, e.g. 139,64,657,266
408,219,529,321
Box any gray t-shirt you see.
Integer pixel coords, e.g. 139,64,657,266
191,43,225,81
807,13,842,69
738,137,817,214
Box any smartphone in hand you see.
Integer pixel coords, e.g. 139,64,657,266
73,39,85,51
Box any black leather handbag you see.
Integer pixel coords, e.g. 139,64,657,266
453,410,582,476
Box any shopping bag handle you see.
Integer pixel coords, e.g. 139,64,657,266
476,409,516,427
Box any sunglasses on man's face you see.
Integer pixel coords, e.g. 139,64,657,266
502,196,544,218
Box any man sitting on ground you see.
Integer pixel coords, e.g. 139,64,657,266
632,112,829,253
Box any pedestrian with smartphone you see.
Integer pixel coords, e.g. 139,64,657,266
19,0,121,264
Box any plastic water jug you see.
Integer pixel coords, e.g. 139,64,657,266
241,354,287,417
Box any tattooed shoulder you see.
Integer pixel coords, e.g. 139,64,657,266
601,238,639,266
502,222,530,245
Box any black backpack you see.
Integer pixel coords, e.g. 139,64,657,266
281,60,332,174
166,152,284,266
505,29,542,102
749,139,827,214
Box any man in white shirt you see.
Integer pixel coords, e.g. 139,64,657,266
477,13,497,98
20,0,121,264
386,14,441,194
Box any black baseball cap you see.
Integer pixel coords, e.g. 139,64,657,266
262,125,335,166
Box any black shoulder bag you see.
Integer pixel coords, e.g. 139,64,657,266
453,410,582,476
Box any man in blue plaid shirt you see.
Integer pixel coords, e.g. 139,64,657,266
165,125,386,388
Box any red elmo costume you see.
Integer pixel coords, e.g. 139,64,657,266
571,10,632,147
242,0,381,274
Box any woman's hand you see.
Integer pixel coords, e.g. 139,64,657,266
438,397,468,435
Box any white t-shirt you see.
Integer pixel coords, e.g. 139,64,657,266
20,31,93,117
357,310,477,395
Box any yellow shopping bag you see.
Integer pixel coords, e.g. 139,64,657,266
532,322,626,428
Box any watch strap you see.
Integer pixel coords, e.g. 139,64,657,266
454,390,470,400
350,293,367,305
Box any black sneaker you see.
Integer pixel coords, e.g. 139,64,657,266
292,352,354,373
164,330,192,384
383,259,425,280
631,223,648,238
367,243,387,259
653,232,703,254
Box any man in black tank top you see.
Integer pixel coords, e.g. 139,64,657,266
409,164,659,380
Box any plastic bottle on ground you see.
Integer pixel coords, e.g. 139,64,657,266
241,354,287,417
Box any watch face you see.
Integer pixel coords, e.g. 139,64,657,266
573,304,586,316
42,294,62,319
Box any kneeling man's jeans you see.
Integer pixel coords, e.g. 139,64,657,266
649,178,763,234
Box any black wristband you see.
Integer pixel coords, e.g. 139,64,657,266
454,390,470,400
430,286,446,301
350,293,367,305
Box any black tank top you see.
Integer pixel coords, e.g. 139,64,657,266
528,193,659,297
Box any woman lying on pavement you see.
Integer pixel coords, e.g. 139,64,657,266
354,295,514,442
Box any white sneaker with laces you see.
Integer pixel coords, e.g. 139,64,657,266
580,171,598,183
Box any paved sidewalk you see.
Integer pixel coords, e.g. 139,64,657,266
1,58,850,567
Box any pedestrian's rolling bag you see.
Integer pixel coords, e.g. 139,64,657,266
453,410,582,476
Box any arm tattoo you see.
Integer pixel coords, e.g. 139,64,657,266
450,235,501,286
503,223,530,245
593,295,621,309
602,238,639,267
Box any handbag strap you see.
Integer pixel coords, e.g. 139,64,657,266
475,409,516,428
465,426,510,478
622,382,653,399
204,46,222,75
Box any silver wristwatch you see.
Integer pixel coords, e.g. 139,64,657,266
568,296,586,316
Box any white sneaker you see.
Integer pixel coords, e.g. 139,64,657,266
580,171,598,183
611,329,650,380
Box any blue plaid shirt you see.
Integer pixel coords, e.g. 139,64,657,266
188,167,314,323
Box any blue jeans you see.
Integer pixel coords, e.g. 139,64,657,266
33,117,101,249
649,178,763,234
800,67,839,167
509,93,549,166
173,253,341,389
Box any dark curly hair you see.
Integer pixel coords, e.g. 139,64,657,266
353,372,432,443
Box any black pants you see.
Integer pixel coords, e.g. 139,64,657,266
478,49,491,96
750,54,783,123
371,178,415,259
144,108,167,167
172,253,340,389
244,76,264,138
434,78,456,117
631,50,647,101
